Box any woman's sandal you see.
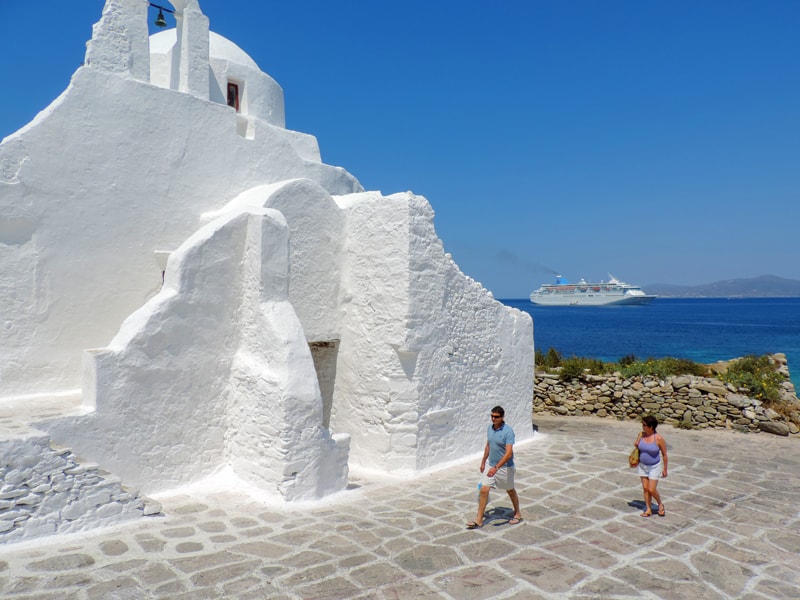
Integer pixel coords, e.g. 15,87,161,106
640,512,652,518
657,506,666,517
466,521,484,529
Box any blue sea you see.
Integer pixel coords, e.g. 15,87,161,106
500,298,800,390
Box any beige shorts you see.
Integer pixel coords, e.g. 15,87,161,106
637,460,662,480
480,466,516,491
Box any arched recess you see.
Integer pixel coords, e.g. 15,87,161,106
309,340,339,430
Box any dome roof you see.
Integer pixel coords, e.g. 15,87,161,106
149,30,260,71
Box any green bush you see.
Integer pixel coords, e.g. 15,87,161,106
536,347,563,370
534,348,545,368
657,357,708,377
720,354,785,403
559,356,608,381
618,359,661,378
535,350,785,392
558,358,585,380
619,357,708,379
545,347,562,368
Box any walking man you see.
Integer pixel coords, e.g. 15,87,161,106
467,405,523,528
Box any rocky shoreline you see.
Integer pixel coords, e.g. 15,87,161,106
534,353,800,436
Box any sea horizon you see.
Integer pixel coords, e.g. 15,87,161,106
500,297,800,392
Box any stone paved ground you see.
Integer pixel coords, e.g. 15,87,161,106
1,415,799,599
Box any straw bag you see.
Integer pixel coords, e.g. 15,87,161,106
628,447,639,468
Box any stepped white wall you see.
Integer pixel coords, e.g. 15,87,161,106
0,0,534,521
45,208,350,500
332,192,534,473
0,11,361,398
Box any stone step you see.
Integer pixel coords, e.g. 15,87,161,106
0,429,157,544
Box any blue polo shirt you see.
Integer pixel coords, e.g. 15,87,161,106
487,422,515,468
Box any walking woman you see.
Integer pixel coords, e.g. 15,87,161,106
635,415,668,517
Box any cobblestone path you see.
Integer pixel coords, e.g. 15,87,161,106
1,415,798,599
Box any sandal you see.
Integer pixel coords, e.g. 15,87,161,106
466,521,484,529
640,512,652,518
657,506,666,517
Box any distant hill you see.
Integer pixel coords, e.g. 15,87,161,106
645,275,800,298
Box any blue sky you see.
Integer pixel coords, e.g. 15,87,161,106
2,1,798,297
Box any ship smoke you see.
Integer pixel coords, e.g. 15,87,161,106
494,249,559,275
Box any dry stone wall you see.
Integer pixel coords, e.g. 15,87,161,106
0,431,158,544
534,358,800,437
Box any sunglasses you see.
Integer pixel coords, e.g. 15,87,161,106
490,414,502,419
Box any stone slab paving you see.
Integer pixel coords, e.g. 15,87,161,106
1,415,799,599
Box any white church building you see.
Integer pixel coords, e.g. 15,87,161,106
0,0,533,542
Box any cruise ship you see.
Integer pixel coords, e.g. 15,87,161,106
530,274,656,306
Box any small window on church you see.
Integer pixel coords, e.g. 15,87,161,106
227,82,240,112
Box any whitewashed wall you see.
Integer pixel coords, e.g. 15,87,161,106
0,4,361,399
199,182,534,475
332,192,534,474
203,179,347,343
45,208,349,500
2,0,533,514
